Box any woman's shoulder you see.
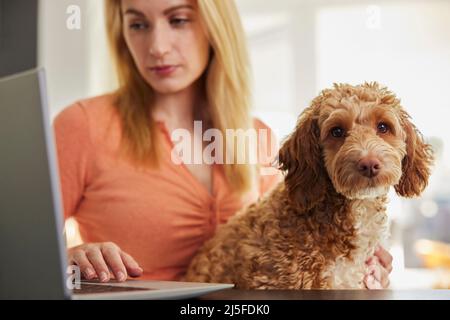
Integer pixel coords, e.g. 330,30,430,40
53,93,121,146
55,93,118,123
252,117,278,150
252,116,279,165
252,117,283,194
253,117,271,131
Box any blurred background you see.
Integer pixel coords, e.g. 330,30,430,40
2,0,449,289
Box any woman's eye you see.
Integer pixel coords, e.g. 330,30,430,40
331,127,345,138
377,123,390,134
170,18,189,27
129,22,148,30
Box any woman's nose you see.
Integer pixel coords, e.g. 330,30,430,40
149,25,171,59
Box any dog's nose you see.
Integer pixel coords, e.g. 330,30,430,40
357,157,382,178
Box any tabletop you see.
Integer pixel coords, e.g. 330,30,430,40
198,289,450,300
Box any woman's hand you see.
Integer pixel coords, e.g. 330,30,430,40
67,242,143,282
364,245,393,289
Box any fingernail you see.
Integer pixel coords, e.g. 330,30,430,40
85,268,95,278
374,281,383,289
117,271,126,282
99,272,108,282
130,267,143,276
131,264,142,271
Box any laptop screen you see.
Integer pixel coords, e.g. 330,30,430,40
0,69,69,299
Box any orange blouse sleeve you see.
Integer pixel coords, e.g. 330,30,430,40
53,103,93,220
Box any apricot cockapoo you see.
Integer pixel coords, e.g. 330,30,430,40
185,83,434,289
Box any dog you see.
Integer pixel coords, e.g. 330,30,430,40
184,83,434,289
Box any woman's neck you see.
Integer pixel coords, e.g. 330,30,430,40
152,83,204,132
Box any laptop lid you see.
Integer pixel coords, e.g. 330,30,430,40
0,68,70,299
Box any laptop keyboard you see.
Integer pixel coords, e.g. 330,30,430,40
74,283,155,295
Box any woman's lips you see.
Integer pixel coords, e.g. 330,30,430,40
149,65,178,76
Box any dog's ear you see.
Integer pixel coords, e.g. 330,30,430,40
278,107,328,211
395,111,434,197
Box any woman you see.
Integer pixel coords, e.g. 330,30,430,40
54,0,392,289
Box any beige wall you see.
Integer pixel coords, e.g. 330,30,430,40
38,0,116,119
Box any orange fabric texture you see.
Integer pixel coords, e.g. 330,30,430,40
53,94,282,280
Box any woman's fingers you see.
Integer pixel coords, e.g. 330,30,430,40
380,268,390,288
85,246,111,282
120,251,143,278
71,249,96,280
364,274,383,289
365,263,381,289
101,243,128,282
68,242,143,283
375,246,393,273
364,246,393,290
371,263,390,288
365,257,390,289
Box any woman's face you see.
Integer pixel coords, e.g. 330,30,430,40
121,0,210,95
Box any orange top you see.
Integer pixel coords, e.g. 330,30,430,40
53,94,282,280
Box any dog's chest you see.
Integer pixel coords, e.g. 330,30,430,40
326,198,389,289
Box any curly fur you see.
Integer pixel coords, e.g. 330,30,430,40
184,83,434,289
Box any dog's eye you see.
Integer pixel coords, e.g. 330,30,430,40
377,123,390,134
331,127,345,138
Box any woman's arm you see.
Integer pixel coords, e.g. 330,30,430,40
55,104,143,282
54,103,93,220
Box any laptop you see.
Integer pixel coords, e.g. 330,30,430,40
0,68,234,300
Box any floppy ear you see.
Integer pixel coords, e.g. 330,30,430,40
278,107,328,211
395,112,434,197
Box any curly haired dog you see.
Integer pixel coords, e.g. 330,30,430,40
184,83,434,289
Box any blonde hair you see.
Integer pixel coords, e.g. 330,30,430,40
104,0,255,194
